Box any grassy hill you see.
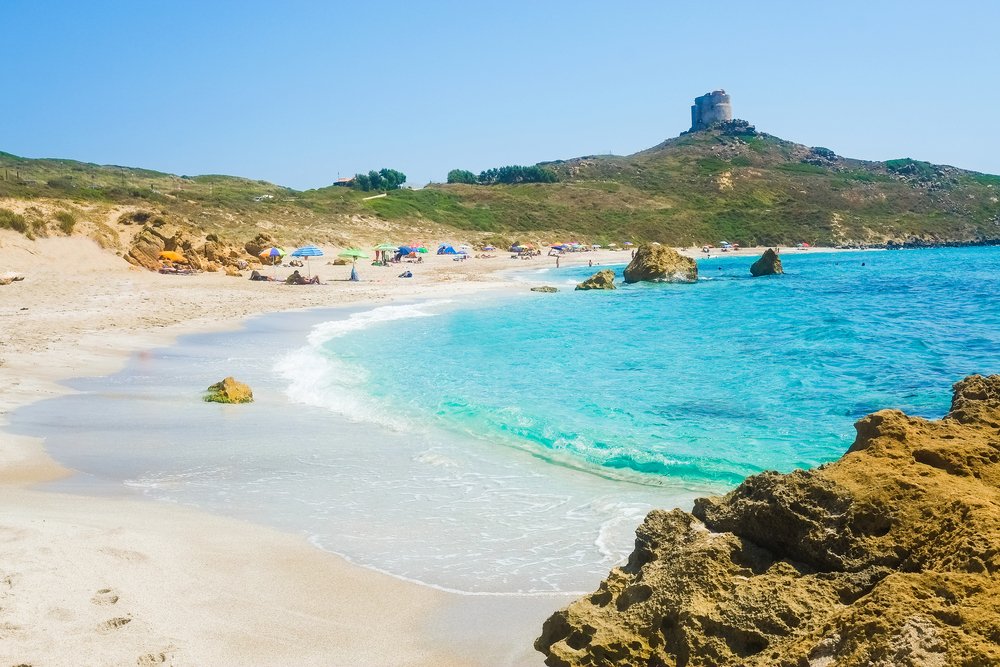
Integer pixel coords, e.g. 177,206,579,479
3,122,999,249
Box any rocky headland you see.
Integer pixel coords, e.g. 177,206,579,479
537,375,1000,667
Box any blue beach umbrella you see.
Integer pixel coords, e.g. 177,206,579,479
291,245,324,257
290,245,324,277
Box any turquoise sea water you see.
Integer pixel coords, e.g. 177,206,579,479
12,247,1000,596
325,248,1000,486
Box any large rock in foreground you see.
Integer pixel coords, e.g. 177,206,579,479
204,377,254,404
623,245,697,283
750,248,783,276
575,270,616,290
537,375,1000,667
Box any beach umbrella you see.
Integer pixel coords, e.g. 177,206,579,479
291,245,323,257
158,250,187,263
338,248,370,261
259,247,286,264
338,248,370,281
374,243,398,264
290,245,324,276
416,246,428,253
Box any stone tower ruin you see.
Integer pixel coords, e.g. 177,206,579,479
690,90,733,131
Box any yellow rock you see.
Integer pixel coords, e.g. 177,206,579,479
204,377,253,404
537,375,1000,666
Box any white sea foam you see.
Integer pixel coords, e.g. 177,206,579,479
414,450,460,468
305,299,453,346
592,500,654,561
277,301,453,428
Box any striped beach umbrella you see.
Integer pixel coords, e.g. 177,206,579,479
290,245,324,276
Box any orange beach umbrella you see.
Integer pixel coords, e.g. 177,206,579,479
159,250,187,263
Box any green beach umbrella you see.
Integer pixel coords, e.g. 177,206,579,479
375,243,399,251
338,248,370,261
339,248,369,282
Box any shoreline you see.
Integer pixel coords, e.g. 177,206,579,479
0,237,857,664
0,235,553,666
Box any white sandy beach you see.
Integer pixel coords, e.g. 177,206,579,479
0,234,820,665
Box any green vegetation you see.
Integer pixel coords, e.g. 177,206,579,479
0,208,29,235
447,169,477,184
1,125,998,249
447,165,559,185
478,165,557,185
885,158,938,179
776,162,828,175
352,168,407,192
54,210,76,234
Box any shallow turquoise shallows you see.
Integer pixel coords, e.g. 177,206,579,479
330,248,1000,486
13,247,1000,595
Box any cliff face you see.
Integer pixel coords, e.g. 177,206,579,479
536,375,1000,667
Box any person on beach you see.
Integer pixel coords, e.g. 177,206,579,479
284,270,319,285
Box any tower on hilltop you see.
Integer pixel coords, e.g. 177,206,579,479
690,90,733,131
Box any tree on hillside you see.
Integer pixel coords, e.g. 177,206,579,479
352,168,407,192
447,169,478,184
477,165,557,185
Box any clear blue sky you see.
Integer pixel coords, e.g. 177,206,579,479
4,1,998,189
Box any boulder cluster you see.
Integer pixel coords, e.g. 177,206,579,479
123,211,267,273
537,374,1000,667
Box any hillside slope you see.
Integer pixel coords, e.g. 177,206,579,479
2,122,999,249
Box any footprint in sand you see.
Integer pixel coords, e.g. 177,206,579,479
91,588,120,606
137,651,171,665
0,621,24,639
97,616,132,634
99,547,148,562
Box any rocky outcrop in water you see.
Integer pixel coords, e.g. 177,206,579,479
536,374,1000,667
204,377,254,404
575,270,616,290
623,245,697,283
531,286,559,293
750,248,783,276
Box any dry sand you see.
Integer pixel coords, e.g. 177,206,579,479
0,234,819,665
